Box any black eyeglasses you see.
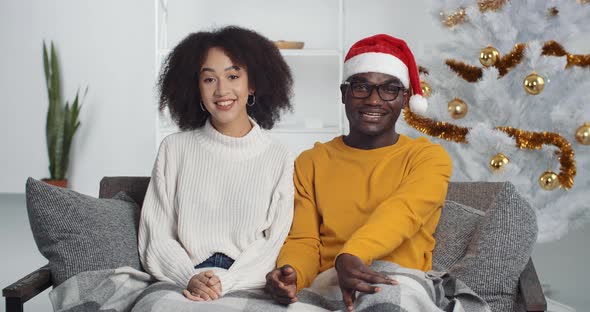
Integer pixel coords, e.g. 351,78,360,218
341,81,406,101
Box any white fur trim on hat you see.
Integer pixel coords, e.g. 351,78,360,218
343,52,409,87
409,94,428,115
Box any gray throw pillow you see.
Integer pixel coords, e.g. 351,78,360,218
26,177,142,286
433,200,485,271
440,183,537,312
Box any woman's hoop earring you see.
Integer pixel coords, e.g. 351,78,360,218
247,94,256,107
200,100,206,111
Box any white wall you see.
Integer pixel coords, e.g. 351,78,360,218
344,0,448,60
0,0,156,196
533,225,590,310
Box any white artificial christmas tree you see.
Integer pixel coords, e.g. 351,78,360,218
399,0,590,242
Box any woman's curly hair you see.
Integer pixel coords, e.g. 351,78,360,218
158,26,293,130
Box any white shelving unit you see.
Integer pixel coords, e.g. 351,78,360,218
154,0,346,154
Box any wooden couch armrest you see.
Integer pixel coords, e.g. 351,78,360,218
519,258,547,312
3,264,52,311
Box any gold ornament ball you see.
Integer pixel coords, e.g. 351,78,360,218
420,81,432,98
539,171,560,191
479,46,500,67
575,123,590,145
448,98,468,119
523,72,545,95
489,153,509,172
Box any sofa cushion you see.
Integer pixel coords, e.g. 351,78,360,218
26,177,142,286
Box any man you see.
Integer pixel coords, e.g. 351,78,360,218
265,34,452,311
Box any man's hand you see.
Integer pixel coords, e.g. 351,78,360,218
265,265,298,305
184,271,222,301
335,254,398,311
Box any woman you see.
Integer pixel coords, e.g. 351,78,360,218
138,26,294,302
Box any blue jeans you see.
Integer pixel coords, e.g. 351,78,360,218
194,253,235,270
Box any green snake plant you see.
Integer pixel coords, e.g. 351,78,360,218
43,41,86,180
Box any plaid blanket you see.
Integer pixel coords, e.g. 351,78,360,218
50,261,490,312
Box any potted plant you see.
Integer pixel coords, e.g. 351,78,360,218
41,41,86,188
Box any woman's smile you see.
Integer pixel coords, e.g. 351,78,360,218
214,99,236,110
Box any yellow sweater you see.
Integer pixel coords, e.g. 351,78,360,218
277,135,452,290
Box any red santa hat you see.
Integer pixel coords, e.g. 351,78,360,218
343,34,427,115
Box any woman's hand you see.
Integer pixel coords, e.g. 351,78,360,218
184,271,222,301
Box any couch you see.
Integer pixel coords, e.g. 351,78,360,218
2,177,547,312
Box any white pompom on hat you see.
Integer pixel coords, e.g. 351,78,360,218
343,34,427,115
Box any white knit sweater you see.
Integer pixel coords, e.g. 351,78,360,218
138,119,294,295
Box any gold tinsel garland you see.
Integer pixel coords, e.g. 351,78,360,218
443,0,509,27
419,66,430,76
447,41,589,82
497,43,526,75
403,108,576,189
445,59,482,82
443,0,590,27
402,107,469,142
441,8,467,28
497,127,576,189
446,43,525,81
478,0,509,12
542,40,590,68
